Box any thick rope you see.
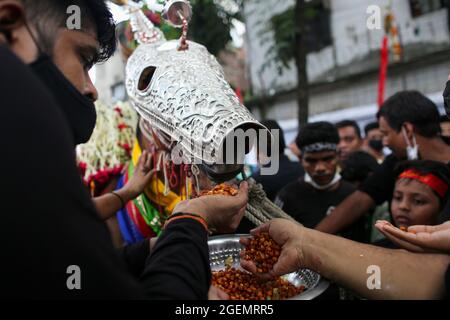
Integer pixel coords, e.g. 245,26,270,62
244,177,297,227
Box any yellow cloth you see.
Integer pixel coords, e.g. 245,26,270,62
131,140,186,215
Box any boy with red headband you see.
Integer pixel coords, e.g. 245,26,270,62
375,160,450,248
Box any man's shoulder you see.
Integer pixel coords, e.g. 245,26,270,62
339,179,356,190
381,154,399,168
334,179,356,197
277,178,307,197
361,154,398,186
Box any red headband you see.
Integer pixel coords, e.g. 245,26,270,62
398,169,449,199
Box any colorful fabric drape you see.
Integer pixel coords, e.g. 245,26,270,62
116,174,146,244
116,140,187,244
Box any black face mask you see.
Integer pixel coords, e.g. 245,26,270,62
368,139,383,152
29,54,97,145
0,27,12,43
444,80,450,120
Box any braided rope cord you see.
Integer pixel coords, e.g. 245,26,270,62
244,178,297,227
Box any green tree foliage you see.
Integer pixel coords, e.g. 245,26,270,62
188,0,237,55
261,2,330,75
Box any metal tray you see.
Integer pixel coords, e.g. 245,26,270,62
208,234,329,300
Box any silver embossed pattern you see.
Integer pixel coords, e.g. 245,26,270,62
126,39,264,165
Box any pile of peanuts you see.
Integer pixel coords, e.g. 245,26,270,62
243,232,281,273
399,226,416,233
211,268,305,300
199,183,238,197
211,232,305,300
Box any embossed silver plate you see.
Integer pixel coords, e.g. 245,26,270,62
208,234,329,300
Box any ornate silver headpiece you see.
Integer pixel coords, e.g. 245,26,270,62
124,0,266,181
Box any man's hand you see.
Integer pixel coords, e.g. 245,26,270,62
375,220,450,254
123,150,153,199
239,219,308,280
172,181,248,233
208,285,229,300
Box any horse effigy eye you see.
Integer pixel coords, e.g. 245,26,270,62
138,66,157,91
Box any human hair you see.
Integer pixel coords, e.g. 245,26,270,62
364,122,379,137
394,160,450,209
259,120,286,155
21,0,116,64
295,122,339,151
440,114,450,124
335,120,361,139
377,91,441,138
341,151,379,184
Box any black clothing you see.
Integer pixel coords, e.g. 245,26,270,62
252,154,304,201
275,178,355,229
439,197,450,223
118,240,151,278
275,178,367,241
236,155,304,233
142,219,210,299
358,154,398,205
0,45,209,299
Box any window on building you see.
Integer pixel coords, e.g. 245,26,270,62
268,0,332,68
304,1,332,53
409,0,448,17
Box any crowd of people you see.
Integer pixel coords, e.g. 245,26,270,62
247,90,450,299
1,0,449,300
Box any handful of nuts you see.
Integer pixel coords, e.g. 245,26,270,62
242,232,281,274
198,183,238,197
211,232,305,300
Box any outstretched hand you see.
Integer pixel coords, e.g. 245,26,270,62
123,150,154,199
375,220,450,254
239,219,307,280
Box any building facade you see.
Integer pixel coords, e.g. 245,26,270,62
244,0,450,121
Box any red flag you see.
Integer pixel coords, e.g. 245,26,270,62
378,36,389,108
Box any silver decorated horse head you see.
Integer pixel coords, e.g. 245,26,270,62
124,0,266,182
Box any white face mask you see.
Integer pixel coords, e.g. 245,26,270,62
383,147,392,157
402,127,419,160
304,172,341,190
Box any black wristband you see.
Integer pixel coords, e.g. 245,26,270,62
111,191,126,209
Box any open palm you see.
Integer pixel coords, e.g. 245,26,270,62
375,220,450,254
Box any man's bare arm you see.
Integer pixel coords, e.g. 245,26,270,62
93,188,137,220
303,228,450,299
315,190,375,234
93,150,154,220
242,219,450,300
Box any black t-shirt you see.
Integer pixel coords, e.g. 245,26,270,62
439,196,450,223
252,154,304,201
275,178,355,229
358,154,399,205
236,155,304,233
0,45,210,299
